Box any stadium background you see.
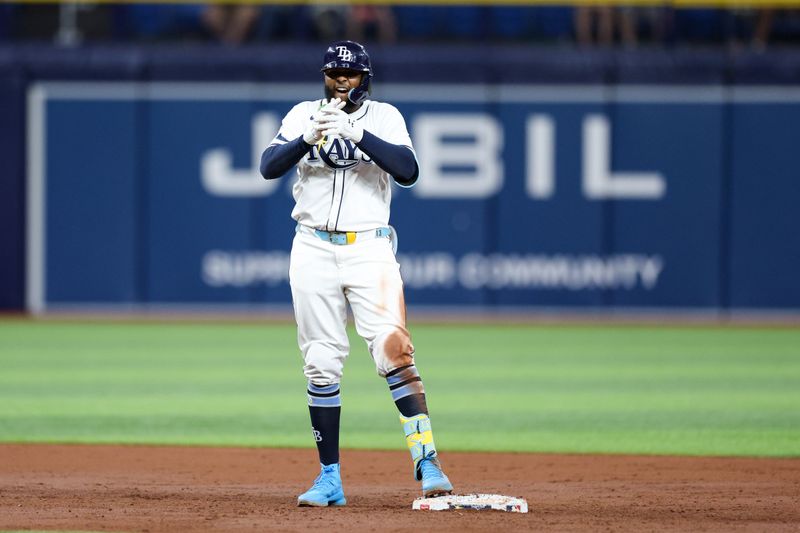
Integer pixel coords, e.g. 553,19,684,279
1,1,800,315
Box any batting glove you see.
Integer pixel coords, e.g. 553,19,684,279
316,106,364,143
303,98,346,145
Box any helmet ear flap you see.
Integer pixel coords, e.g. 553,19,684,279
348,71,372,106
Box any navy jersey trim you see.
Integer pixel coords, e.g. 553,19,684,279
352,101,370,122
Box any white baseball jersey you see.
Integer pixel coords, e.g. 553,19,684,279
269,99,415,232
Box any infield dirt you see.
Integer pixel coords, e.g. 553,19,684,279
1,443,798,532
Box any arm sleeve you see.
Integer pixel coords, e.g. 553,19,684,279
259,103,311,180
260,136,310,180
356,130,419,187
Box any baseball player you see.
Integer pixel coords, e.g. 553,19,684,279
260,40,453,507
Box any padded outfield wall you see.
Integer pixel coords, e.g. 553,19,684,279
1,45,799,313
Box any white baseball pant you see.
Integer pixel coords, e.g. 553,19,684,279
289,229,413,385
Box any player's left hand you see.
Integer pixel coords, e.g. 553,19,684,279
316,107,364,143
304,98,347,145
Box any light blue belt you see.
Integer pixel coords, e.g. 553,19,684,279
296,224,391,245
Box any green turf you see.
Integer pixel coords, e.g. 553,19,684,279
1,320,799,457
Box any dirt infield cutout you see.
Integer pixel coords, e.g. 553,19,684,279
1,444,799,532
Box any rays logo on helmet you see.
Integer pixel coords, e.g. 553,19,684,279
336,46,354,62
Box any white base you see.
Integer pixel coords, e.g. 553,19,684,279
412,493,528,513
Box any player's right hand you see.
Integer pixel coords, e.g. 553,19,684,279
303,98,346,145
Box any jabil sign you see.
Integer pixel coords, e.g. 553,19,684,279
201,112,666,201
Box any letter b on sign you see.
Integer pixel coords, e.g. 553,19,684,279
412,114,503,198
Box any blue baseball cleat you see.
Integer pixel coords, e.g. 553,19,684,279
297,463,347,507
419,456,453,498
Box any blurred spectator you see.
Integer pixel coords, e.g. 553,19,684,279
617,6,673,47
255,5,313,42
120,4,260,44
744,8,800,48
3,3,800,48
11,2,114,44
309,3,349,42
347,5,397,43
758,8,800,47
725,8,760,49
202,4,261,45
575,5,673,47
720,8,786,50
574,6,614,45
752,8,775,48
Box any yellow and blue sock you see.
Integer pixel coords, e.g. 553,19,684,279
399,413,439,481
386,365,442,480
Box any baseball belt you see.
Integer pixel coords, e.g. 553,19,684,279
296,223,391,245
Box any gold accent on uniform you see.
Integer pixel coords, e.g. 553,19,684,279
405,426,433,449
400,413,437,480
346,232,357,244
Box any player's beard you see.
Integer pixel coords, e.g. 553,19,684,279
324,86,358,113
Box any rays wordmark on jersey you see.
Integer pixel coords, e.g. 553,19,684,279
309,137,373,170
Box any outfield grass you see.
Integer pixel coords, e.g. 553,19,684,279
1,320,799,457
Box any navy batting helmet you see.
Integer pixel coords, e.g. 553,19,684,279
321,40,373,106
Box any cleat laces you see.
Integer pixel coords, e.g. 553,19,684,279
420,458,443,480
311,467,339,492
